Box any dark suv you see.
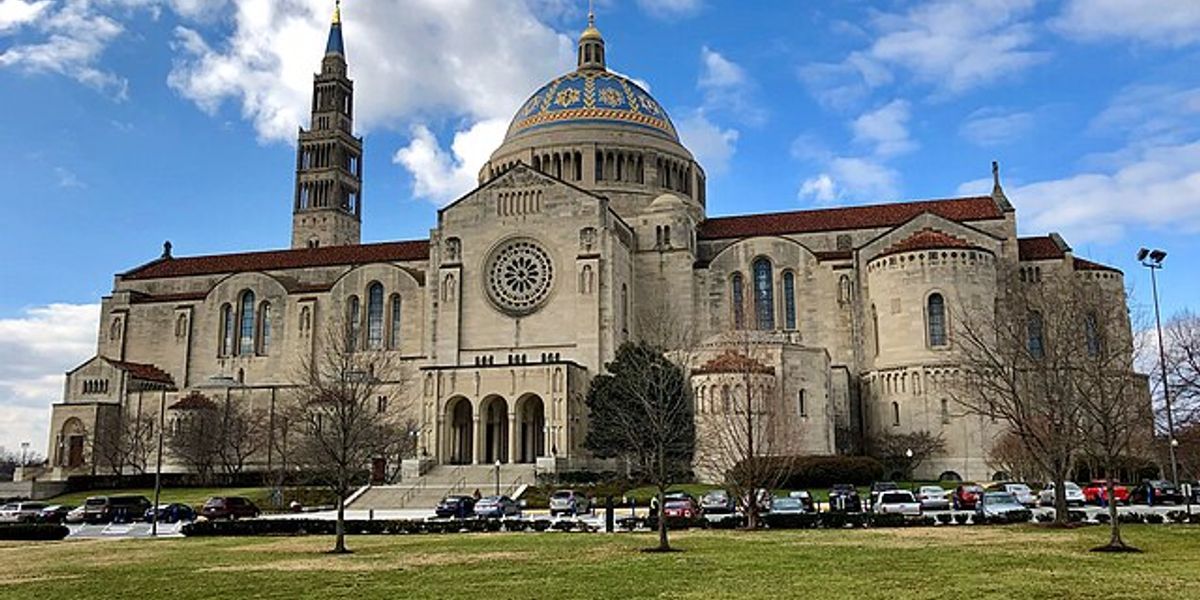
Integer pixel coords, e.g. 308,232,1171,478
827,484,863,513
1132,480,1184,506
200,496,261,520
83,495,152,524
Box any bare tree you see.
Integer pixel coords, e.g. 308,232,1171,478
166,397,222,484
693,332,800,529
291,319,411,554
987,430,1042,483
218,402,269,475
585,341,694,552
1164,311,1200,427
951,264,1089,526
94,408,157,477
867,430,946,480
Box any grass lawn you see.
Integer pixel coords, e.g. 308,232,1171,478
44,487,337,511
2,525,1197,599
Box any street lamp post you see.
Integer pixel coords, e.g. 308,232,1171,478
1138,247,1179,488
494,460,502,496
905,448,915,481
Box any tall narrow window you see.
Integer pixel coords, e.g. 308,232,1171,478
239,291,256,356
1027,311,1045,359
220,304,235,356
1084,312,1101,357
258,302,272,355
731,273,746,329
754,259,775,330
941,399,951,424
798,390,807,417
783,271,797,330
366,283,384,350
621,284,629,340
871,304,880,356
389,294,402,350
346,295,361,352
892,402,901,427
927,293,947,347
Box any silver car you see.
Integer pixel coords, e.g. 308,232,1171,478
1039,482,1086,507
874,490,922,516
916,486,951,511
0,502,48,524
996,483,1037,507
549,490,590,517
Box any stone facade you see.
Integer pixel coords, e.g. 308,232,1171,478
43,10,1133,483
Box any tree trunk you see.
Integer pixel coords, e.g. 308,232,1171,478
656,487,670,552
1106,470,1124,548
1053,475,1069,526
333,492,348,554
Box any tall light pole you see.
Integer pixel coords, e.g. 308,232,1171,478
494,459,502,496
19,442,29,466
1139,247,1179,487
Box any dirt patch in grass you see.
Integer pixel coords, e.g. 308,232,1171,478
0,574,83,586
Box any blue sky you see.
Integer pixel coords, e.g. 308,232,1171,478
2,0,1199,451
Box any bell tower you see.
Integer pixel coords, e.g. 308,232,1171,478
292,0,363,249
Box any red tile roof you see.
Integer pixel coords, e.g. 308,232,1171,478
169,391,218,411
697,196,1003,240
878,228,982,258
1017,236,1065,261
107,359,175,386
692,351,774,376
122,240,430,280
1074,257,1122,274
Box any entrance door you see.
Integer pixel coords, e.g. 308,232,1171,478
67,436,84,468
371,458,386,484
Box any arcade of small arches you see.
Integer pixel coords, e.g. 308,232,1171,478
441,394,548,466
484,148,704,203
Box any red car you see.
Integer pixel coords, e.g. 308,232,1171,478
200,496,261,520
661,494,701,527
1082,480,1130,505
952,484,984,510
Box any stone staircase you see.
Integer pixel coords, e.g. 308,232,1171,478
348,464,537,510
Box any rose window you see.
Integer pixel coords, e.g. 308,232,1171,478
486,239,554,315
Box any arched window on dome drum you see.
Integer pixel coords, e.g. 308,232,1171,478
258,302,271,355
753,259,775,330
1027,311,1045,359
389,294,402,350
927,293,947,347
220,304,235,357
731,273,746,329
366,283,384,350
239,291,256,356
346,295,361,352
783,271,796,330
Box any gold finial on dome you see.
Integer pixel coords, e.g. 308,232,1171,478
332,0,341,25
577,0,606,71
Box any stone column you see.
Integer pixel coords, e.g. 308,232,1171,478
473,415,483,465
507,412,517,464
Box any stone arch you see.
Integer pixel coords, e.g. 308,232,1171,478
60,417,87,468
939,470,963,482
480,395,510,464
444,396,474,465
515,394,546,464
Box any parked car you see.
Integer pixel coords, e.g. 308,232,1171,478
952,484,985,510
699,489,736,515
869,481,900,509
1038,482,1086,507
1131,480,1184,506
434,495,476,519
200,496,260,520
83,495,152,524
662,495,701,527
473,495,521,519
762,496,815,528
827,484,863,513
787,490,816,513
976,492,1033,523
144,503,197,524
916,486,951,511
0,501,48,523
1187,481,1200,504
1082,480,1130,505
873,490,922,516
549,490,590,517
988,482,1038,508
36,504,75,524
64,505,87,524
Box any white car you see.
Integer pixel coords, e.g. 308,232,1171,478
0,501,48,523
1039,482,1086,507
995,483,1037,507
916,486,951,511
874,490,922,516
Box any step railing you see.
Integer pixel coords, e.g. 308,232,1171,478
396,477,427,509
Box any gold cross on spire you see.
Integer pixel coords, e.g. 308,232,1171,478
588,0,595,25
333,0,341,25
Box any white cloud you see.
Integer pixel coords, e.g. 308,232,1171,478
802,0,1045,105
393,118,509,206
0,0,49,32
959,107,1035,147
54,166,84,188
0,0,131,99
1054,0,1200,47
676,110,738,175
168,1,573,143
0,303,99,453
852,99,916,157
1090,85,1200,146
697,45,763,126
800,157,900,205
637,0,702,19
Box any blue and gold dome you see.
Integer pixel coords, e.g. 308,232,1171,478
505,71,678,142
503,11,677,143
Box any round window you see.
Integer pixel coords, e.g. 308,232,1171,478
485,238,554,315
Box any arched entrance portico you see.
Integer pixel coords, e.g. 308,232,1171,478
516,394,545,464
481,395,510,464
445,397,474,465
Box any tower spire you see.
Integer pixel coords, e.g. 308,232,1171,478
577,1,606,71
326,0,345,57
991,160,1013,211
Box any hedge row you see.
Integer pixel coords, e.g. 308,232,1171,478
181,518,600,537
0,524,70,541
734,456,887,488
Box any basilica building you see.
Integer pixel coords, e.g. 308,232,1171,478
43,7,1129,487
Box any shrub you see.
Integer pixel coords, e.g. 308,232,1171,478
1117,513,1143,524
1189,513,1200,525
1095,513,1111,524
1145,513,1165,525
820,512,866,529
935,513,953,525
869,513,907,528
1166,511,1188,524
763,513,820,530
1068,510,1086,523
0,524,70,541
954,513,971,525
